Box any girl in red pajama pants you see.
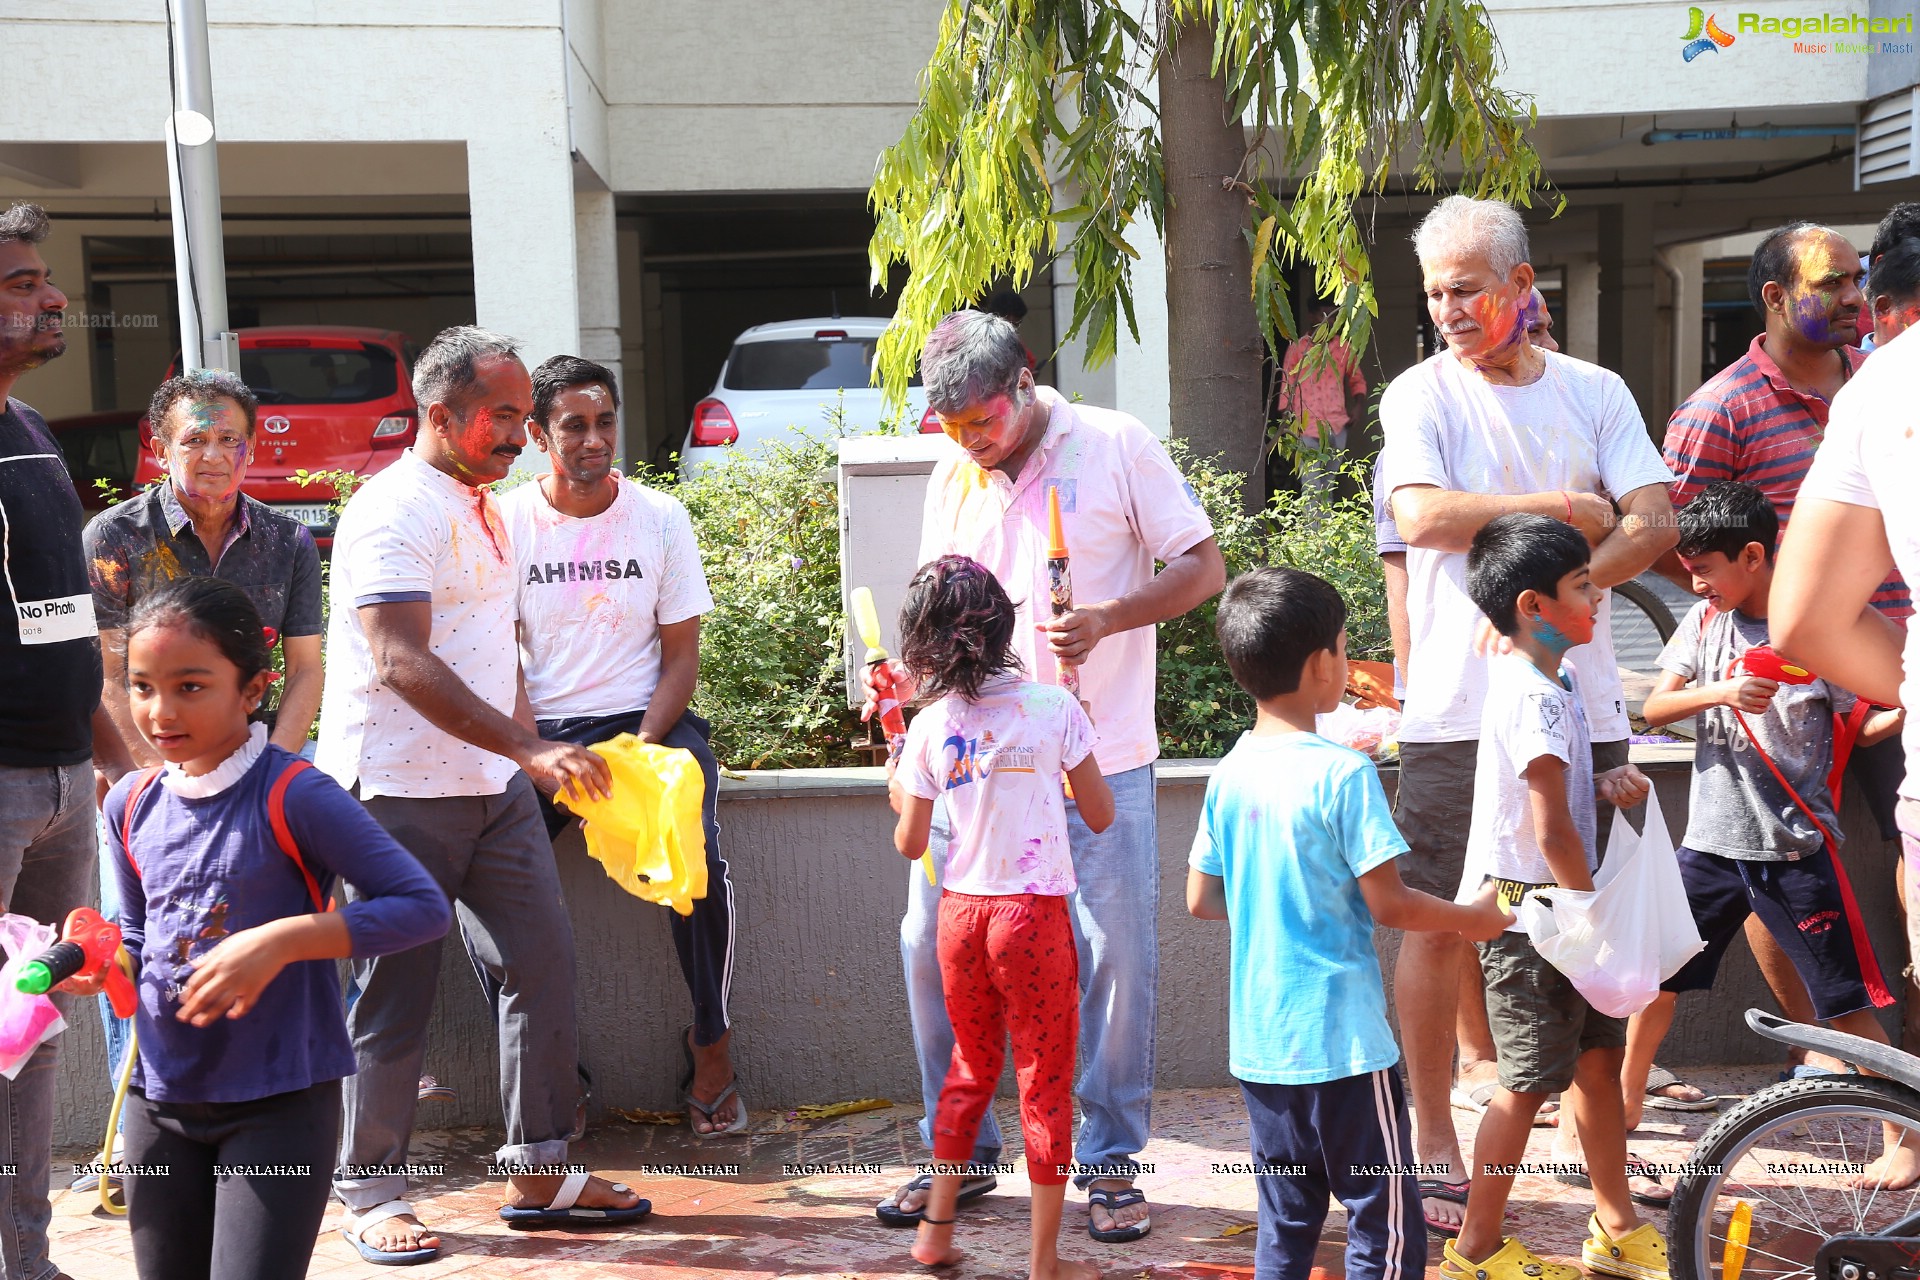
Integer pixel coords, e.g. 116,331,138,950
888,556,1115,1279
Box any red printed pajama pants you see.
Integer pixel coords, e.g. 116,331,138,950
933,891,1079,1185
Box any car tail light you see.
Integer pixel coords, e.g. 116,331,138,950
690,399,739,446
919,406,944,434
814,329,848,342
372,411,414,444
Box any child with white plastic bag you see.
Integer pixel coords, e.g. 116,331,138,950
1440,514,1667,1280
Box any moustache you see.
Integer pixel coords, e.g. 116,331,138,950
491,444,522,458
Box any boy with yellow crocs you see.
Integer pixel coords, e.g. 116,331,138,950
1441,514,1669,1280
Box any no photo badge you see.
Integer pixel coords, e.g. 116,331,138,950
15,593,97,645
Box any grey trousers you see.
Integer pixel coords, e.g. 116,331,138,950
0,761,94,1280
334,775,578,1213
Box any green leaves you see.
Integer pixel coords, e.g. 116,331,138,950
870,0,1548,410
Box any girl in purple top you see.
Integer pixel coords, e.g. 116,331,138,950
78,577,450,1280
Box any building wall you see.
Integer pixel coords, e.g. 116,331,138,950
597,1,940,193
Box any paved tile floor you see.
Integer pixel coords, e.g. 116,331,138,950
47,1067,1769,1279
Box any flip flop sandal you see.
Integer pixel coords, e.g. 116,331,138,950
498,1171,652,1229
416,1076,456,1104
1642,1065,1719,1112
1087,1186,1152,1243
679,1024,749,1138
1418,1178,1472,1237
1552,1157,1672,1210
875,1171,999,1226
1450,1083,1495,1114
341,1199,440,1265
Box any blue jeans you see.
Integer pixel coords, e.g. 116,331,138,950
0,761,97,1280
96,812,132,1103
900,762,1158,1186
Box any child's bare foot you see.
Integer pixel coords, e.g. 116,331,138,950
1033,1257,1102,1280
1853,1144,1920,1190
913,1221,965,1268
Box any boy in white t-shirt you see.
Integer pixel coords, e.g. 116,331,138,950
1444,514,1667,1280
888,555,1112,1280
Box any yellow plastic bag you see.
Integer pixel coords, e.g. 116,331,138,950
563,734,709,916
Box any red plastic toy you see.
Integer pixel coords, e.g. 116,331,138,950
16,907,135,1019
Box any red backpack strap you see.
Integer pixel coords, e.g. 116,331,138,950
1826,700,1874,812
118,767,165,879
266,759,328,913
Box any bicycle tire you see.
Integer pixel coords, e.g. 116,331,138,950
1670,1075,1920,1280
1615,578,1679,645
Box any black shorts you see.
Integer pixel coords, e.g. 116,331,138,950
1663,844,1886,1021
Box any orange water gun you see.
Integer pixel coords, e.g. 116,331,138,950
853,587,935,887
1045,485,1087,712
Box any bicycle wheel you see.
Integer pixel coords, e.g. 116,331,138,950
1670,1076,1920,1280
1615,578,1679,644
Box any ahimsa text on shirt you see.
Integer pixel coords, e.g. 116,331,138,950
525,558,646,585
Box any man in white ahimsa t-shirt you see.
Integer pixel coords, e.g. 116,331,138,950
1376,196,1677,1231
318,328,645,1262
497,355,743,1139
1776,320,1920,990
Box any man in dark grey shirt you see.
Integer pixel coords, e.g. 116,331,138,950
85,370,324,759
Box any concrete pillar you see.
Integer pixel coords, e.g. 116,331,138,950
1049,239,1116,413
617,221,648,466
1111,217,1172,438
1369,233,1427,386
573,185,624,457
24,219,96,419
467,134,580,376
1666,241,1707,408
1567,259,1602,365
1599,200,1659,430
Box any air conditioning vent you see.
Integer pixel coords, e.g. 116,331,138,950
1858,88,1920,187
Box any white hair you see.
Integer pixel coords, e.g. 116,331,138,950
1413,196,1530,278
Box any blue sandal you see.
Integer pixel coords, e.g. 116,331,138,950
341,1200,440,1266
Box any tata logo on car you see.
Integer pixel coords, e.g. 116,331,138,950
263,415,293,434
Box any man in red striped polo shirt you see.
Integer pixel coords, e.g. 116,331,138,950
1661,219,1912,1072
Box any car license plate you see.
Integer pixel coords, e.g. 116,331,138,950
273,503,335,529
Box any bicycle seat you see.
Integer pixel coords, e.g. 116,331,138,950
1745,1008,1920,1085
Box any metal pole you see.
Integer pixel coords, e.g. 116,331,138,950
164,0,235,373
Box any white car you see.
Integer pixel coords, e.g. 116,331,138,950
677,317,934,477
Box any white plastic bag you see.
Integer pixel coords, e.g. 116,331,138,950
1514,784,1706,1018
0,913,65,1079
1316,702,1400,757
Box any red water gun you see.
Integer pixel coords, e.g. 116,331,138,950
15,907,135,1018
1736,645,1816,686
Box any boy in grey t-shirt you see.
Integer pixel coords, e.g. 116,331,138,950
1636,481,1910,1187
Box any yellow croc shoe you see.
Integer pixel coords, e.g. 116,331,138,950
1583,1215,1670,1280
1440,1236,1583,1280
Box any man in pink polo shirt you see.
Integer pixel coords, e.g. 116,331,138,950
873,309,1226,1244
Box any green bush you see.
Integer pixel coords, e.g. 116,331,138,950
664,435,866,769
307,433,1387,767
1154,443,1389,759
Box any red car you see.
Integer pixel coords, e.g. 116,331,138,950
131,326,419,540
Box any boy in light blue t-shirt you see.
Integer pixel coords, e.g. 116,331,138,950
1188,567,1509,1280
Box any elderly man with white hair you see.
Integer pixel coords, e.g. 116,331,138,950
1376,195,1677,1235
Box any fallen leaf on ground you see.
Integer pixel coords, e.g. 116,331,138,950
614,1107,682,1125
788,1098,894,1120
1220,1222,1257,1236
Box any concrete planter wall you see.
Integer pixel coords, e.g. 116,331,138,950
46,750,1908,1148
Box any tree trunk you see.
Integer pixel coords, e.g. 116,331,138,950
1157,10,1266,512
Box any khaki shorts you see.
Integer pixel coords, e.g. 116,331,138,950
1478,930,1627,1094
1393,737,1632,897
